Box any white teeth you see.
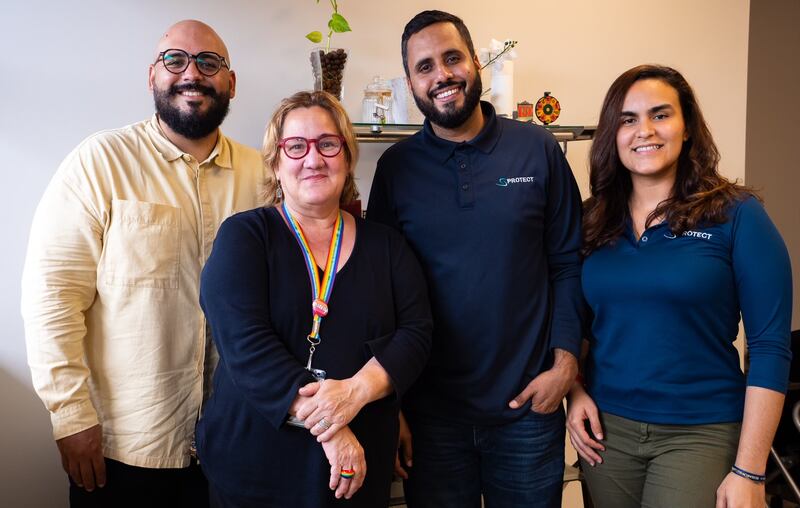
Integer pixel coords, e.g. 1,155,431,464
436,88,458,99
634,145,661,152
181,91,203,96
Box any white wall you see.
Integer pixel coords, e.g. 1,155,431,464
1,1,751,505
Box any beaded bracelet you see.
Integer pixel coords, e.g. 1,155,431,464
731,464,766,483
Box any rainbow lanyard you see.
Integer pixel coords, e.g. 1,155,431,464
281,203,344,370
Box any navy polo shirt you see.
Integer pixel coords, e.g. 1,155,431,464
368,102,583,424
582,197,792,425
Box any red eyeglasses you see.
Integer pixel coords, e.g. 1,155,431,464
278,135,345,159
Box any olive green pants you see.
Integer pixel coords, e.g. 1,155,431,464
580,412,741,508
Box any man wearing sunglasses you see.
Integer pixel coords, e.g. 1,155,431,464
22,20,263,507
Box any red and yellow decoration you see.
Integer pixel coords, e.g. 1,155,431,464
516,101,533,122
535,92,561,125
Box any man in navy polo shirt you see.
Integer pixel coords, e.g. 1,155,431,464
367,10,584,508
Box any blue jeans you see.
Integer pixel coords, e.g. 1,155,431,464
404,409,565,508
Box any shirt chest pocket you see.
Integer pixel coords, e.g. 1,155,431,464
100,199,180,289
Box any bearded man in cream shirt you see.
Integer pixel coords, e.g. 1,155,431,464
21,20,263,507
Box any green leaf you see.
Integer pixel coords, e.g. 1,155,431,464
328,13,351,33
306,31,323,43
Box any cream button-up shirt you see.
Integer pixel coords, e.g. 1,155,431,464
22,116,264,468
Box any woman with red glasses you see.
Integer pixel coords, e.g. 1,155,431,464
196,91,432,507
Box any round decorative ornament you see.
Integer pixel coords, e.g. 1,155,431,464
535,91,561,125
312,299,329,317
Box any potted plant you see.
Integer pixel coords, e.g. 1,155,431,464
306,0,351,100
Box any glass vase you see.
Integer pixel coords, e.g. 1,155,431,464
310,47,348,102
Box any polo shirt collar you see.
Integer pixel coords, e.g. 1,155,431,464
146,114,232,168
421,101,503,163
622,215,671,244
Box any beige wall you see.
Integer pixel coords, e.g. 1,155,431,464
344,0,752,201
746,0,800,331
2,1,752,505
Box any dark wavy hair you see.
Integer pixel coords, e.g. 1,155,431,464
582,64,755,256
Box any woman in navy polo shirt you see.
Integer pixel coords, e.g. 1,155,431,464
567,64,792,508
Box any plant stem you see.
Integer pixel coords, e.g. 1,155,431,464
327,0,338,50
480,41,517,70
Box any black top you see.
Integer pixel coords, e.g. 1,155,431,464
197,206,432,506
368,101,583,425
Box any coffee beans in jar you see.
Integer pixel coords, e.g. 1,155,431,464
312,48,347,99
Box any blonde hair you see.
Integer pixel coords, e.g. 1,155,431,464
261,90,360,207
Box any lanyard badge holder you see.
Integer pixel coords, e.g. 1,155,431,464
306,299,329,382
282,203,343,428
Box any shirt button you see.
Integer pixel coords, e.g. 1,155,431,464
461,183,469,191
641,236,648,242
460,163,466,169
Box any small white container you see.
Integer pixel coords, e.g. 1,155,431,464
361,76,393,124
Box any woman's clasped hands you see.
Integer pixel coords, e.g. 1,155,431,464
294,378,371,499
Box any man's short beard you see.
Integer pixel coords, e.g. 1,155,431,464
153,83,230,139
412,72,482,130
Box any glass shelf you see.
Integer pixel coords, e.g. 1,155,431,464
353,123,424,143
353,122,596,144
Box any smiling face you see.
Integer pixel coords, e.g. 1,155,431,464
148,20,236,139
616,78,688,184
405,22,482,129
275,106,349,212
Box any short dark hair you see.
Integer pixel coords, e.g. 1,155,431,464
401,10,476,76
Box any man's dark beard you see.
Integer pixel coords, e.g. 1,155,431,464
153,83,230,139
412,72,482,130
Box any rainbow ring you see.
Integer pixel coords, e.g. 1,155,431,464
340,468,356,479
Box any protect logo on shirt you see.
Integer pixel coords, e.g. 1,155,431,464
496,176,536,187
664,230,713,240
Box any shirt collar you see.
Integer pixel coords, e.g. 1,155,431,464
145,114,232,169
623,215,671,243
421,101,503,163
